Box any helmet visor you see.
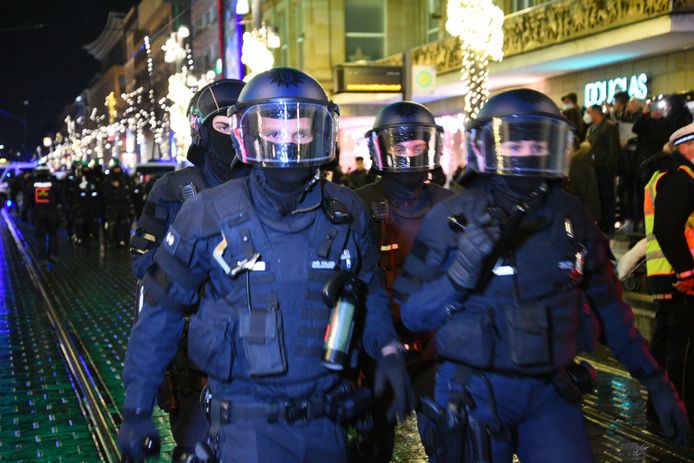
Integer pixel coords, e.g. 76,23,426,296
231,101,336,167
368,125,443,172
467,116,575,177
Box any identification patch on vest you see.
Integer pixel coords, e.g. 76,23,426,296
312,260,336,270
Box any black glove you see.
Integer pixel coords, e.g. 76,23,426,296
374,352,416,422
643,376,690,446
117,409,161,461
447,213,502,290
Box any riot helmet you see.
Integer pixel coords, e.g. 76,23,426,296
186,79,245,167
366,101,443,172
35,165,51,177
229,67,339,168
466,89,575,178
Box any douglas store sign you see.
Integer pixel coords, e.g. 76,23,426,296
584,73,648,107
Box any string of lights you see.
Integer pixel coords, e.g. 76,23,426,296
43,26,215,169
446,0,504,124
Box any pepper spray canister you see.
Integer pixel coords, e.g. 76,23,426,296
321,269,366,370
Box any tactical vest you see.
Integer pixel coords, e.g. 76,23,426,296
437,187,599,375
131,167,209,266
360,182,450,292
644,165,694,290
187,180,362,400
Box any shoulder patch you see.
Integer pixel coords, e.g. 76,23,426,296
163,228,181,255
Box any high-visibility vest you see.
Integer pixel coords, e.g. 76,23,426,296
644,164,694,278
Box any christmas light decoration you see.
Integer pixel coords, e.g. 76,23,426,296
446,0,504,123
42,24,220,168
241,24,280,81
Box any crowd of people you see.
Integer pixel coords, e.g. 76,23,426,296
112,69,692,463
7,159,153,263
6,70,693,462
561,91,693,234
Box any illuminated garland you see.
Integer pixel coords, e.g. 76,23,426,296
446,0,504,123
45,29,216,168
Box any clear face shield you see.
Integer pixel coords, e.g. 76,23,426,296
466,115,575,178
230,101,337,167
366,124,443,172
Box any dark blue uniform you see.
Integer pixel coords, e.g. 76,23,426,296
123,167,399,462
397,178,664,461
130,160,227,279
129,157,249,459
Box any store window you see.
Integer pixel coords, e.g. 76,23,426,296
345,0,385,62
512,0,549,12
427,0,441,42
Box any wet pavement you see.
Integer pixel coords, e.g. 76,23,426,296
1,209,693,462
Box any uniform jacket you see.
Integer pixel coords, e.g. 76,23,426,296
123,168,398,413
396,177,661,380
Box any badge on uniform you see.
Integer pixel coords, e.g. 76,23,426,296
164,228,180,254
340,249,353,270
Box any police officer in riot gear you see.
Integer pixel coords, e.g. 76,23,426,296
354,101,453,462
75,162,102,245
128,79,247,462
118,67,415,462
397,89,689,462
130,79,249,276
103,159,132,248
31,165,63,263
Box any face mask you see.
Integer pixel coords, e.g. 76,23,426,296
384,171,428,188
583,112,592,125
208,127,237,166
563,103,575,110
508,156,547,174
261,166,315,193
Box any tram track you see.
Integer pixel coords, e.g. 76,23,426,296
2,209,121,462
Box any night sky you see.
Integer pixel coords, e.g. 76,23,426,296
0,0,138,160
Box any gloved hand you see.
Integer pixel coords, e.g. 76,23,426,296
674,274,694,295
447,212,502,290
374,351,416,422
117,409,161,461
643,375,690,446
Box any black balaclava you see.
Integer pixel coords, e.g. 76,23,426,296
258,166,316,215
207,125,242,181
381,171,430,215
383,171,429,189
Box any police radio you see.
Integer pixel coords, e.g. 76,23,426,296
321,269,366,370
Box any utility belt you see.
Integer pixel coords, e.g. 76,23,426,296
202,383,373,426
419,361,597,463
